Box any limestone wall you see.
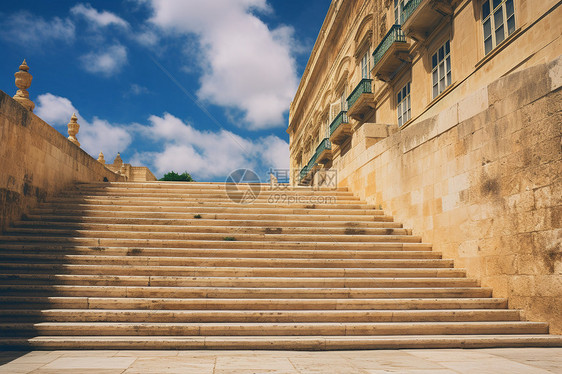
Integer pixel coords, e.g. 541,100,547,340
0,89,123,231
339,56,562,333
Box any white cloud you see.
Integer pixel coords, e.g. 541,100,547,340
133,28,159,46
128,84,150,96
70,3,129,29
80,44,128,76
80,117,132,158
142,0,299,130
0,12,75,46
34,95,287,180
35,93,77,126
133,113,288,179
35,93,132,158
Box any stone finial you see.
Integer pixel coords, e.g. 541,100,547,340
269,173,278,184
67,113,81,146
97,151,105,164
13,59,35,112
113,152,123,167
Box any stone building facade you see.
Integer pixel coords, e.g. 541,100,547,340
288,1,561,332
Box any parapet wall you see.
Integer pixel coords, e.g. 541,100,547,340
339,56,562,333
0,89,123,231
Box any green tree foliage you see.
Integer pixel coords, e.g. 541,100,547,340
159,171,195,182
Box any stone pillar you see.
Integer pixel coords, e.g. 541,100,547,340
13,59,35,112
67,113,81,147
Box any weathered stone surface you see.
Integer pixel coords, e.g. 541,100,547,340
0,89,123,231
336,57,562,333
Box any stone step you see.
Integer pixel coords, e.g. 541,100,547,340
0,309,522,323
0,274,476,288
8,225,411,237
0,296,510,310
32,204,382,216
67,190,357,199
0,321,548,337
72,185,354,195
0,285,493,298
50,197,370,209
0,254,450,268
0,239,430,251
2,181,556,350
1,230,422,243
5,335,561,350
0,247,438,260
15,218,404,229
24,211,395,222
75,182,349,191
0,263,464,278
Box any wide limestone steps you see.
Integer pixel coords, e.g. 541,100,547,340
0,181,560,350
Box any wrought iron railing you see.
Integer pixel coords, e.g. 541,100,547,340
315,138,332,156
346,79,372,111
329,111,349,136
372,24,407,68
299,138,332,181
403,0,423,24
299,164,311,181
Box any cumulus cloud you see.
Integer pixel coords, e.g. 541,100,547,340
0,12,75,46
142,0,299,130
35,93,132,158
132,113,289,179
34,95,287,180
70,3,129,29
35,94,77,126
80,44,128,76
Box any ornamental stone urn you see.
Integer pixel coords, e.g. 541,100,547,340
13,59,35,111
67,113,81,147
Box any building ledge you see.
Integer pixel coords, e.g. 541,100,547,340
402,0,453,42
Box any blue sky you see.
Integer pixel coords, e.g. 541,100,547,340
0,0,330,181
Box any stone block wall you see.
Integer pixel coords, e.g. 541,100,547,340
339,56,562,333
0,89,123,231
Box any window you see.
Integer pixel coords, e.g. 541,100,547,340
339,89,347,112
482,0,515,54
397,82,411,127
432,40,451,98
361,51,371,79
394,0,409,25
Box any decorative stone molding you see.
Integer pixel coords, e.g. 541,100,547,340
13,59,35,112
67,113,81,147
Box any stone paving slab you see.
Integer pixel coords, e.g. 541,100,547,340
0,348,561,374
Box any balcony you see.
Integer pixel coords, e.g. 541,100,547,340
329,111,352,145
346,79,376,121
315,138,333,164
371,25,411,81
402,0,453,42
298,138,332,184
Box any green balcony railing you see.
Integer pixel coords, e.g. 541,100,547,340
346,79,372,111
299,138,332,182
372,24,407,68
403,0,423,24
329,111,349,136
299,164,311,181
315,138,332,157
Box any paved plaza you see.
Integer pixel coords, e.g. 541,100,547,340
1,348,561,373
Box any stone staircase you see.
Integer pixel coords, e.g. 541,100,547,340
0,182,560,350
